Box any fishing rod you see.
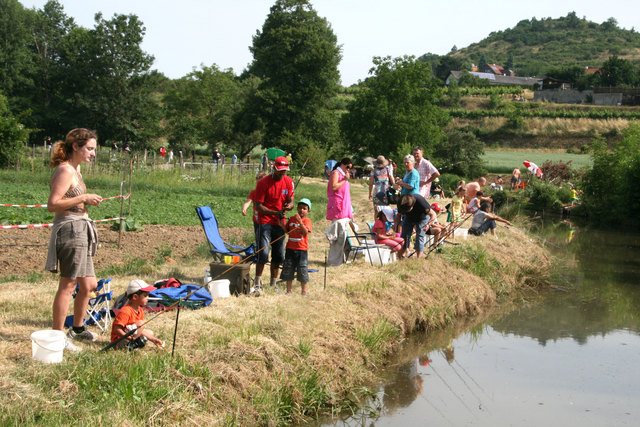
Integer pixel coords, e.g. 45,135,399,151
293,156,310,189
425,213,473,258
102,225,296,352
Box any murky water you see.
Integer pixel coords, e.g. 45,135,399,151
322,223,640,426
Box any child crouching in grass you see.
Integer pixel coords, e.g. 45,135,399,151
111,280,164,350
280,198,312,295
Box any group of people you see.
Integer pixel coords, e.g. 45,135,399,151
45,128,512,353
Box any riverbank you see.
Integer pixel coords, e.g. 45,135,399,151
0,179,552,425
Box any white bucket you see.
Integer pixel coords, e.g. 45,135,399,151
31,330,66,363
207,279,231,298
364,247,392,266
454,227,469,239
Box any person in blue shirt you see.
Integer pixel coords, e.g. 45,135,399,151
396,154,420,195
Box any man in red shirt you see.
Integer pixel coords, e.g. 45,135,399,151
252,156,294,294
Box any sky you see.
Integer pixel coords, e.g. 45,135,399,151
18,0,640,86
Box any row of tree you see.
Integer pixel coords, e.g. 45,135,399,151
0,0,485,177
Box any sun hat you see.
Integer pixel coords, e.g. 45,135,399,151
126,279,155,296
274,156,289,171
374,155,388,167
298,198,312,211
431,202,444,212
397,195,416,214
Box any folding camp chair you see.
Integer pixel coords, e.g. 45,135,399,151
64,278,113,333
345,227,391,266
195,206,256,262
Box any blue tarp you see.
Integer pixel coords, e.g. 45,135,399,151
150,284,213,307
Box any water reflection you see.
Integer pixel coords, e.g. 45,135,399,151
321,224,640,426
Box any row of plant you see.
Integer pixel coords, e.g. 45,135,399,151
446,86,525,96
448,107,640,120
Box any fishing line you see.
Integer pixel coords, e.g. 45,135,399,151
102,225,296,351
445,358,486,411
428,363,477,418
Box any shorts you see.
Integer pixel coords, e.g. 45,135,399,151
255,223,286,265
56,220,95,279
280,249,309,283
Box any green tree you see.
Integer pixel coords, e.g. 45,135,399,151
598,55,638,87
29,0,76,138
434,128,485,178
0,0,35,113
341,56,449,161
164,65,256,156
0,93,30,167
581,126,640,226
246,0,341,150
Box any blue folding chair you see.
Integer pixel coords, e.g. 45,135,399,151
64,278,113,333
195,206,255,262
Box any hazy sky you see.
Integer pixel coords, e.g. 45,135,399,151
19,0,640,85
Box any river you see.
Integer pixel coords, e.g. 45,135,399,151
321,222,640,426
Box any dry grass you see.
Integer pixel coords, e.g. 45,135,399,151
0,179,552,425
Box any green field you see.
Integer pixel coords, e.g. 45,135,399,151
0,169,327,228
483,150,592,173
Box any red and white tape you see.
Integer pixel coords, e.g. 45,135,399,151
1,193,130,208
0,217,125,230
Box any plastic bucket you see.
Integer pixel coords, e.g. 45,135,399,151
31,330,66,363
208,279,231,298
364,247,391,266
454,227,469,239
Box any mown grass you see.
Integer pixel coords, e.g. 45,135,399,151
483,149,592,173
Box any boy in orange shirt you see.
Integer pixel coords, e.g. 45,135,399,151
279,198,312,295
111,280,164,350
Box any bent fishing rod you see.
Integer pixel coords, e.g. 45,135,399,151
102,224,296,351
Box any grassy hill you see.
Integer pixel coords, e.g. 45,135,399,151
445,12,640,77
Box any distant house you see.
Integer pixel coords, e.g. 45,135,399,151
539,76,572,90
446,70,542,87
585,67,602,75
486,63,504,75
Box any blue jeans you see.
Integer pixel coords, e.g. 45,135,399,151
470,219,496,236
401,217,429,252
255,223,286,265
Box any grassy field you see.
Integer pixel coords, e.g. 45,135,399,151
0,168,328,229
483,149,592,173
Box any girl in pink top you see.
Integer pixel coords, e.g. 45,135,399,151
372,211,404,252
326,158,354,221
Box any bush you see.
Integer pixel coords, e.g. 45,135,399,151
525,180,565,210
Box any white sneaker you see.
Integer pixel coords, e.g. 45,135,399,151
67,327,98,342
64,338,82,353
253,285,262,297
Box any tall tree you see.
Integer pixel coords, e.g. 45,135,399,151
246,0,341,149
0,0,34,113
341,56,449,161
598,55,638,87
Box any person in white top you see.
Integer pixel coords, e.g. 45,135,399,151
412,146,440,199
